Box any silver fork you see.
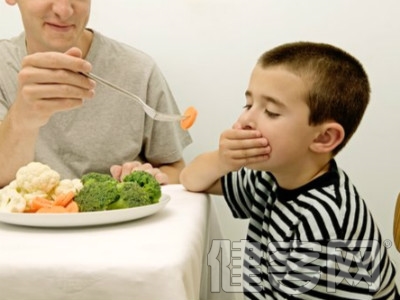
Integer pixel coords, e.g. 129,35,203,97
83,72,187,122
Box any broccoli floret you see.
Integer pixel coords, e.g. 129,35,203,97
75,171,161,212
107,182,152,210
123,171,161,204
75,180,119,212
81,172,116,186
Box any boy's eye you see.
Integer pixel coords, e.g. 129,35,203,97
243,105,280,118
265,110,280,118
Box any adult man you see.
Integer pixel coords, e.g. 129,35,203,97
0,0,192,187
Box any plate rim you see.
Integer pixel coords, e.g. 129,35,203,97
0,194,170,228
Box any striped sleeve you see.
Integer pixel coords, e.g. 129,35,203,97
222,168,275,219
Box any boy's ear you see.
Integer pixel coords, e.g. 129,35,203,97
310,122,345,154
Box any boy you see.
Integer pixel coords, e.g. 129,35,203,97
180,42,399,299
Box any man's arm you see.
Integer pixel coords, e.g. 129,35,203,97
0,48,94,187
110,159,186,185
0,117,38,187
159,159,185,184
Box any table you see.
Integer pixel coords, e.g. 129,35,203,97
0,184,235,300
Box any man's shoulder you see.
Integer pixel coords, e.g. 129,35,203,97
0,33,25,82
89,30,155,66
0,33,24,55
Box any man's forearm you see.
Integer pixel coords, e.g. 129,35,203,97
159,159,186,184
0,115,38,187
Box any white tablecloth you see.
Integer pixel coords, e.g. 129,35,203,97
0,184,220,300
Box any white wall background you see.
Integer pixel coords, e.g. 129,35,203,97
2,0,400,287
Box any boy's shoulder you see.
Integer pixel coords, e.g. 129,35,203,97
274,160,368,240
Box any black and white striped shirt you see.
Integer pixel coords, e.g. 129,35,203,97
222,160,399,299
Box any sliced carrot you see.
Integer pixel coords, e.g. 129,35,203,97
180,106,197,130
54,191,75,207
29,197,54,212
24,192,78,213
53,193,66,206
37,206,68,213
65,201,79,213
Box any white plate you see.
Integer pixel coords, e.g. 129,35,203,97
0,194,170,228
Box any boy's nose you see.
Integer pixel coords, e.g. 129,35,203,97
242,122,256,130
238,112,256,130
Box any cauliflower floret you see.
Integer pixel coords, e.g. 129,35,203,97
0,185,26,213
51,179,83,200
16,162,60,194
7,180,18,190
23,191,49,202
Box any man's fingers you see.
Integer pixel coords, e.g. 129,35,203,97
119,161,142,180
110,165,122,180
154,172,169,185
18,66,96,90
21,51,92,74
114,161,168,185
64,47,83,58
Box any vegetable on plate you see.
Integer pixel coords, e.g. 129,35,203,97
74,171,162,212
0,162,161,214
0,162,83,213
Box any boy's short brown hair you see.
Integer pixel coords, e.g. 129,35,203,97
258,42,370,154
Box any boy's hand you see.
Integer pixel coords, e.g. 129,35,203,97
217,125,270,173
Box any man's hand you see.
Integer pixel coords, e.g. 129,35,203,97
12,47,95,129
110,161,169,185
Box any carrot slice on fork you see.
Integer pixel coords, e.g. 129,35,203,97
180,106,198,130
